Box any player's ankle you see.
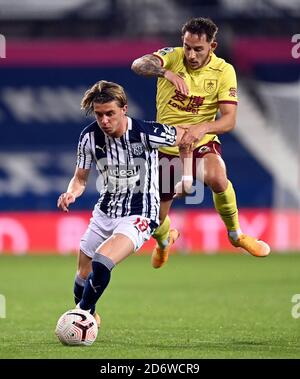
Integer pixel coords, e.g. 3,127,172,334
157,238,169,249
228,229,242,242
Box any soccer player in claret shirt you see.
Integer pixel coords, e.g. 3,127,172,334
57,80,205,323
132,17,270,267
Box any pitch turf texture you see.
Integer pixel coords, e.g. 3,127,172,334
1,253,300,359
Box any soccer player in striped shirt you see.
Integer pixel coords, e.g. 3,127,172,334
132,17,270,267
57,80,204,324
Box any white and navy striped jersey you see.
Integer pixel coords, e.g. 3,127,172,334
76,116,177,227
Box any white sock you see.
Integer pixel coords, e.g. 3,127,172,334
228,229,242,241
158,238,169,250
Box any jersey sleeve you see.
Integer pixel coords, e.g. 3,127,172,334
141,121,177,148
218,64,238,104
76,131,93,169
152,47,179,70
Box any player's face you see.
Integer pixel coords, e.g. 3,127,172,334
94,101,128,138
182,32,216,70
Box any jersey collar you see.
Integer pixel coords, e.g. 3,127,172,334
127,116,132,130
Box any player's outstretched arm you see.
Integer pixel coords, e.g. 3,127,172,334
173,147,193,199
57,167,90,212
131,54,189,95
131,54,166,77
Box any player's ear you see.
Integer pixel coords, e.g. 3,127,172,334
211,41,217,51
122,105,128,114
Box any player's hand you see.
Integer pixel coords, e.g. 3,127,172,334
179,124,207,149
57,192,76,212
173,178,194,199
173,181,185,199
164,70,189,96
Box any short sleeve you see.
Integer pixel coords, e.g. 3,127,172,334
76,132,93,169
141,121,177,148
218,64,238,104
152,47,179,70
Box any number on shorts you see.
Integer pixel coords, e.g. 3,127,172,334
133,217,149,232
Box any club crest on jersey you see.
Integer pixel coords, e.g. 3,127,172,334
204,79,217,94
131,143,144,156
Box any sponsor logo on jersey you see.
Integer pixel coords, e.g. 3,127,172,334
229,87,237,97
168,90,205,114
107,165,140,191
107,165,139,179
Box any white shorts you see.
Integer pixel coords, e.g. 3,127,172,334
80,205,153,258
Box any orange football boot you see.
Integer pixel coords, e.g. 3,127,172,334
151,229,180,268
93,312,101,328
229,234,270,257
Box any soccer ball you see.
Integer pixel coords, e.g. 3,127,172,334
55,308,98,346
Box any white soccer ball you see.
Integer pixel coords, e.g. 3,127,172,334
55,308,98,346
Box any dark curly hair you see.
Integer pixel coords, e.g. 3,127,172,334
181,17,218,42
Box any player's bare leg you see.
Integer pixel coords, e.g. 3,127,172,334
95,233,134,265
199,153,270,257
77,250,92,279
174,149,194,198
151,149,192,269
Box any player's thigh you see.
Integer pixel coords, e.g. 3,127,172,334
95,216,153,264
196,153,228,192
204,154,227,187
80,226,106,258
159,151,181,204
96,233,134,265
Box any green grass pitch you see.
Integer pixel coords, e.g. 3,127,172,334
1,253,300,359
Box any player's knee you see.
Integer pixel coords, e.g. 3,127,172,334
205,176,228,193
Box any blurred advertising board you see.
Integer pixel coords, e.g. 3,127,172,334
1,209,299,254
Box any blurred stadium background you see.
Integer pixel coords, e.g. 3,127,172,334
0,0,300,255
2,0,300,361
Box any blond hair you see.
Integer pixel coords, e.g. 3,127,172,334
81,80,127,115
